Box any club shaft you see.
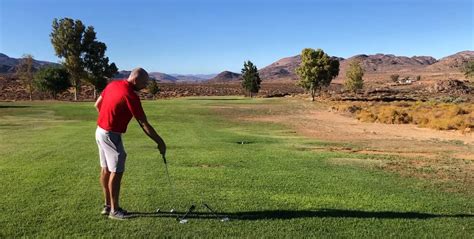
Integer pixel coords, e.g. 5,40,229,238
179,205,196,220
160,154,176,209
203,203,222,219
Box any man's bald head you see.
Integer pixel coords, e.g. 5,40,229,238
127,67,149,91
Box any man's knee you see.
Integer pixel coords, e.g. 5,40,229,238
101,167,111,175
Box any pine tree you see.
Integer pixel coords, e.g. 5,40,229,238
147,78,160,100
241,61,261,98
82,27,118,99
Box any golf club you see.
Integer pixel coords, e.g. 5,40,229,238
157,154,228,223
157,154,176,213
176,204,196,223
203,203,229,222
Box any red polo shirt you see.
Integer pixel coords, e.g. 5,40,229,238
97,80,146,133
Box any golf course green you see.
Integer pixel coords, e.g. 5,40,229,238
0,97,472,238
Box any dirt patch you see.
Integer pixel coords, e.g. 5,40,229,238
198,164,225,168
307,146,438,159
329,157,385,168
212,98,474,192
250,110,473,146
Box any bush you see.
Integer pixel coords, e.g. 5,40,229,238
349,101,473,131
390,74,399,82
34,66,71,99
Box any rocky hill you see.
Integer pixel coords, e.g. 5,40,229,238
425,51,474,71
258,51,473,82
170,74,216,82
344,54,437,73
258,55,301,81
207,71,241,83
0,53,59,73
113,70,178,83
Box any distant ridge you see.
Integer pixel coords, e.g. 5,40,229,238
258,51,474,82
3,51,472,82
0,53,59,73
206,71,241,83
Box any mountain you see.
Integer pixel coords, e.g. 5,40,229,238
258,55,344,81
343,54,437,73
114,70,178,83
258,55,301,81
149,72,179,83
170,73,217,82
207,71,241,83
258,51,473,82
425,51,474,71
171,74,204,82
0,53,59,73
113,70,132,79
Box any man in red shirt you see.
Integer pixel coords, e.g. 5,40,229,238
94,68,166,220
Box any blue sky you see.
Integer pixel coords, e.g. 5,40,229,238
0,0,472,74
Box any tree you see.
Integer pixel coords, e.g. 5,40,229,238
462,60,474,82
50,18,117,101
241,61,261,97
295,48,339,101
34,66,71,99
147,77,160,100
390,74,400,83
82,27,118,99
345,60,364,93
50,18,85,101
15,54,36,101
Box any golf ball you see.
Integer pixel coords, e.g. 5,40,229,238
170,209,175,213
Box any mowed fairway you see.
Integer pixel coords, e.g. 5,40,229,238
0,97,472,238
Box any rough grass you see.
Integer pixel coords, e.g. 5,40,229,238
0,97,473,238
334,101,474,131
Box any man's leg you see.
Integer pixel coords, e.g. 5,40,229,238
109,172,123,212
100,167,111,206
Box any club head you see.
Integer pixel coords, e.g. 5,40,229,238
179,219,188,224
220,217,230,222
170,208,175,213
156,208,161,213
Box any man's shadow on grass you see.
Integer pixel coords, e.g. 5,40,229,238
127,208,473,220
0,105,30,108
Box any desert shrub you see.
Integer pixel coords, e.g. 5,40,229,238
356,109,377,122
390,74,399,82
375,106,412,124
347,105,362,113
426,116,466,130
439,96,467,103
350,101,472,131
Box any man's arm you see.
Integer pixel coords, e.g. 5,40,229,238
137,118,166,155
94,95,103,112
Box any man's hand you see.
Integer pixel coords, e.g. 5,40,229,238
157,142,166,156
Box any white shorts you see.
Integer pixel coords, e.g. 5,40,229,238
95,127,127,173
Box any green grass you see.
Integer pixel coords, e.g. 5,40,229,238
0,97,472,238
